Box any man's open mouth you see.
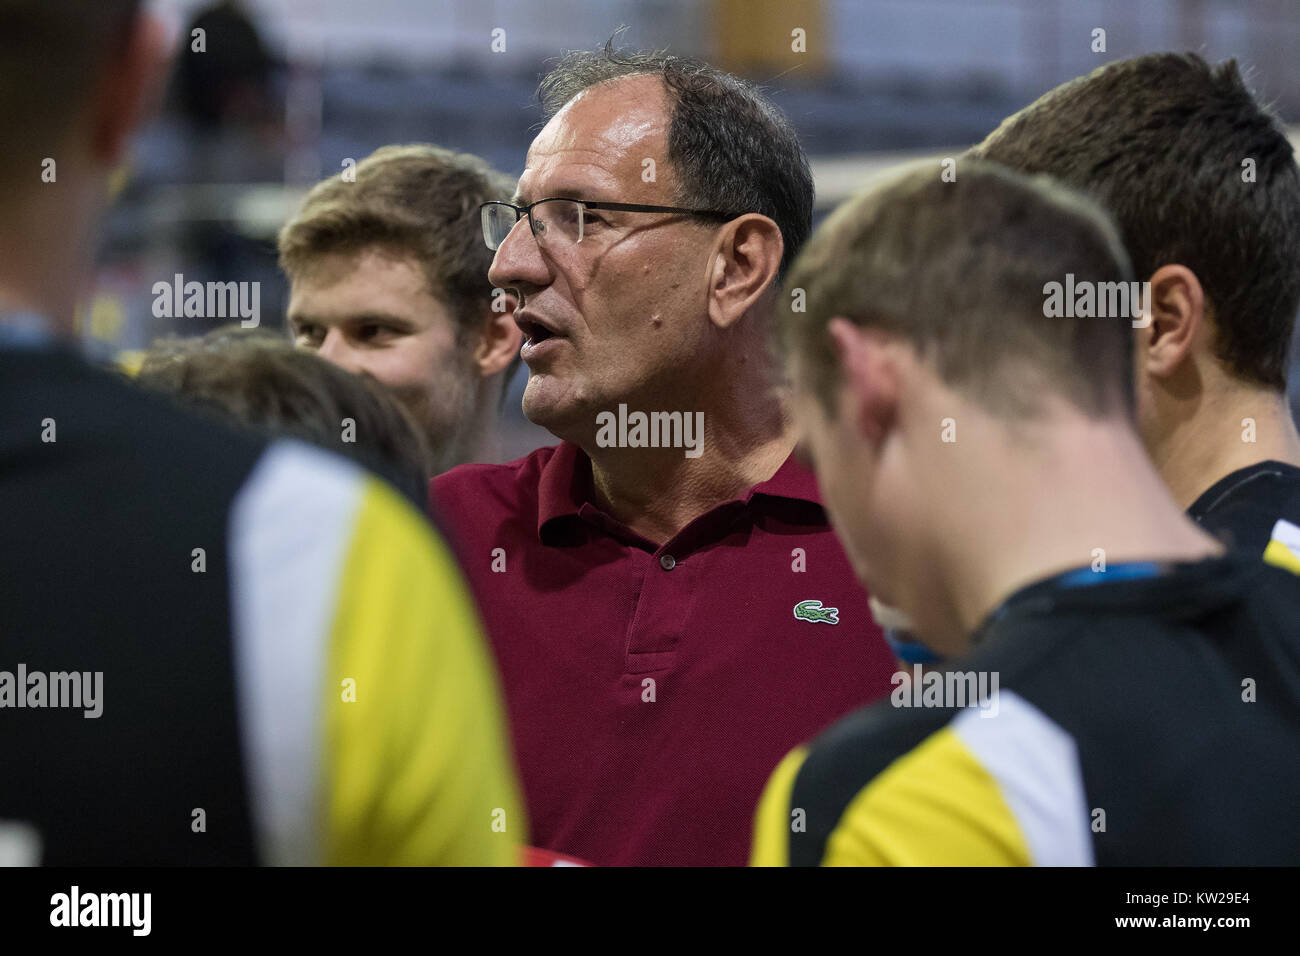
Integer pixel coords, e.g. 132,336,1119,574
519,320,554,345
516,313,564,347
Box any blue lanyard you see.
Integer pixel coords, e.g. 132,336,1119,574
1055,562,1162,589
884,628,944,666
895,562,1165,665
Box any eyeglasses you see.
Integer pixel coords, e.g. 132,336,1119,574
480,198,739,251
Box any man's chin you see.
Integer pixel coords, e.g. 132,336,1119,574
521,378,584,438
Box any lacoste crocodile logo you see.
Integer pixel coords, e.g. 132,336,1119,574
793,600,839,625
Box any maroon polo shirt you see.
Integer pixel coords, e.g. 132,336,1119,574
430,441,896,866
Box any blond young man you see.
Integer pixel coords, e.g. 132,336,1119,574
280,145,522,474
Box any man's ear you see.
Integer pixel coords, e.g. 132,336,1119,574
827,317,899,446
474,296,523,378
1140,264,1206,379
706,214,784,330
89,10,171,167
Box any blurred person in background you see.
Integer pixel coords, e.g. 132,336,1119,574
175,0,277,136
0,0,523,865
753,161,1300,866
431,43,899,867
170,0,284,285
970,53,1300,570
137,329,432,506
279,144,523,474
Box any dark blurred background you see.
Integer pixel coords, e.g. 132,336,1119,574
95,0,1300,457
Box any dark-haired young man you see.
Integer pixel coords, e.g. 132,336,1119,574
0,0,522,865
970,53,1300,570
431,46,898,866
753,161,1300,866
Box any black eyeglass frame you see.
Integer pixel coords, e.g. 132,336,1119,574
479,198,741,250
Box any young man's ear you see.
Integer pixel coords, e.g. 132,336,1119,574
827,317,900,445
1139,264,1206,379
474,295,523,377
90,9,172,167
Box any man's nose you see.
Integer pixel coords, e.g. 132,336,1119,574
317,329,363,375
488,215,550,294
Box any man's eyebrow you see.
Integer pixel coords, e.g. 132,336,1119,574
289,311,415,330
512,187,611,206
344,311,417,329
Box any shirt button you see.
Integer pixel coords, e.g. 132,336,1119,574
659,554,676,571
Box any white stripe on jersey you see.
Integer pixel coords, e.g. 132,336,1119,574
952,690,1095,866
1269,518,1300,563
228,441,364,866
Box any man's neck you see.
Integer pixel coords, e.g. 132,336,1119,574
1153,381,1300,509
929,412,1223,645
585,393,794,546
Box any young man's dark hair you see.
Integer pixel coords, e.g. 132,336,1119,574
969,53,1300,558
0,0,523,866
0,0,141,186
753,160,1300,866
539,38,814,279
137,331,433,505
784,161,1137,421
970,52,1300,391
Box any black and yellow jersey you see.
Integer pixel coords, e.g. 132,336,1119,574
236,443,526,866
1189,460,1300,564
752,553,1300,866
0,343,524,865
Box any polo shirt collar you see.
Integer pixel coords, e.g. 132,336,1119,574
536,440,825,542
537,441,591,537
745,449,824,505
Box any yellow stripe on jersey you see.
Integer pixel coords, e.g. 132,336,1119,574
323,477,526,865
751,689,1092,866
749,746,809,867
750,731,1030,867
1264,519,1300,575
821,727,1031,866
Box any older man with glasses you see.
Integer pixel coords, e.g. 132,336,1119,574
431,44,898,867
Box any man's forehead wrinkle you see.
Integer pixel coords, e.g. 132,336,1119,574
519,139,621,201
520,158,625,201
521,129,671,206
